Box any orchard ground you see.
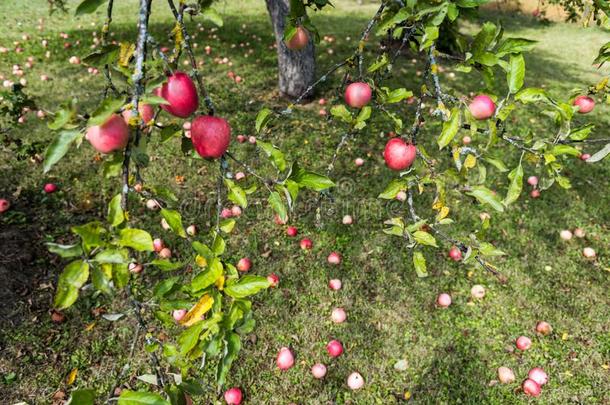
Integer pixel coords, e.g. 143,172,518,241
1,0,610,403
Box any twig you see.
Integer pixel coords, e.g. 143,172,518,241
106,324,140,401
215,156,228,232
290,59,352,106
225,151,274,192
357,3,386,79
120,0,152,210
558,137,610,144
167,0,215,115
126,286,166,387
147,35,174,74
102,0,118,97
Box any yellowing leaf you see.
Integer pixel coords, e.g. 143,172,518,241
464,154,477,169
195,255,207,267
562,332,569,341
215,275,225,291
85,322,96,331
432,199,444,210
66,368,78,385
436,206,449,221
179,294,214,327
118,42,135,67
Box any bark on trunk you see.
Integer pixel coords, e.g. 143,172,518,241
265,0,315,100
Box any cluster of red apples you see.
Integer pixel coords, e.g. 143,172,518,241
85,71,232,160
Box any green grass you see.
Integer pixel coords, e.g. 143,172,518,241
1,0,609,403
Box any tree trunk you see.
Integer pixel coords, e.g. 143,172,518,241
265,0,315,100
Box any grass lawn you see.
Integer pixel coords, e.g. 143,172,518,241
1,0,609,403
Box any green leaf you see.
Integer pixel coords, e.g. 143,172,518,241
438,108,461,149
420,25,439,50
413,251,428,278
484,157,508,172
503,163,523,206
66,389,96,405
367,54,389,73
378,179,407,199
192,259,223,291
201,7,223,27
385,88,413,104
107,194,124,227
48,100,77,130
88,97,125,126
586,143,610,163
330,105,352,121
117,229,154,251
568,124,594,141
72,222,106,251
113,263,129,289
412,231,438,247
255,108,273,133
117,390,170,405
257,140,286,171
47,243,83,258
212,234,225,256
150,259,183,271
224,275,270,299
43,130,81,174
515,88,553,105
268,192,288,224
83,45,120,66
220,219,236,234
54,260,90,309
467,186,505,212
288,162,334,191
471,22,497,57
507,53,525,94
216,332,241,387
224,179,247,208
178,321,207,356
94,248,129,264
91,263,113,295
478,242,506,257
496,37,537,57
75,0,108,15
160,209,187,238
356,106,372,123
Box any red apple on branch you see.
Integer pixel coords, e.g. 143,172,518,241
285,26,309,50
191,116,231,159
573,95,595,114
86,113,129,154
156,71,198,118
468,95,496,120
383,138,416,171
344,82,372,108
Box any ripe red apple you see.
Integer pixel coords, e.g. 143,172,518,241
536,321,552,336
342,215,353,225
383,138,417,171
527,176,538,186
580,153,591,161
186,225,197,236
437,293,452,308
468,95,496,120
582,247,596,259
122,103,154,125
231,205,242,217
285,26,309,50
159,247,172,259
530,189,541,198
156,71,198,118
86,113,129,154
236,134,246,143
573,95,595,114
0,198,10,213
497,366,515,384
44,183,57,193
276,347,295,370
462,135,472,145
354,157,364,166
347,372,364,390
237,257,251,272
191,115,231,159
221,208,233,218
448,246,462,261
329,279,342,291
128,262,143,274
173,309,187,322
327,252,341,265
395,191,407,202
573,227,585,238
528,367,548,386
470,284,485,299
50,309,66,324
516,336,532,351
153,238,164,252
311,363,327,379
326,340,343,358
344,82,372,108
300,238,313,250
522,378,541,397
267,273,279,287
559,230,573,241
224,387,243,405
146,199,159,210
286,226,298,237
331,307,347,323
